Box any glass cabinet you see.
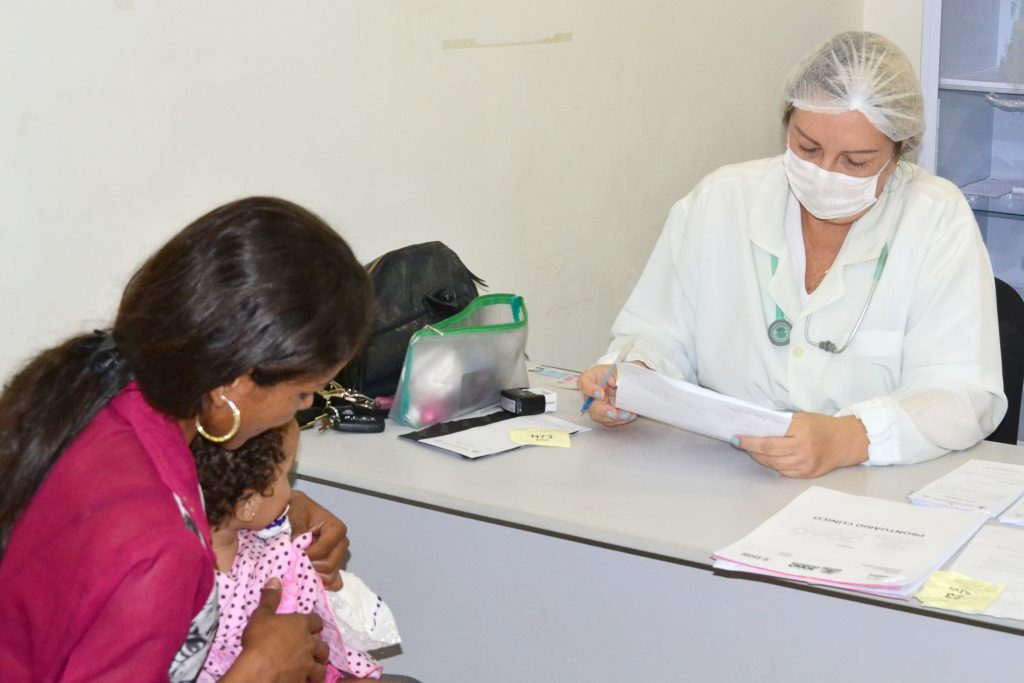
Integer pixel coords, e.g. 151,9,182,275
927,0,1024,287
922,0,1024,441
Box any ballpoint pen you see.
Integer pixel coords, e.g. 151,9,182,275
579,341,635,414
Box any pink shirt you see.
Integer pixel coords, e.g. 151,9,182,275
200,530,382,681
0,382,218,682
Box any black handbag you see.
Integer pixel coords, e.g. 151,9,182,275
339,241,484,398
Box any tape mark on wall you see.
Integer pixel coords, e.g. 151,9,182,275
442,32,572,50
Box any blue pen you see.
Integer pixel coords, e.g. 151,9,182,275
580,341,635,414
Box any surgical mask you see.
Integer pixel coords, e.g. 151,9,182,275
783,147,893,220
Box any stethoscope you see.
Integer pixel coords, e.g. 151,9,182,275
765,242,891,354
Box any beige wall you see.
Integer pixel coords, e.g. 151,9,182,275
1,1,870,379
864,0,925,70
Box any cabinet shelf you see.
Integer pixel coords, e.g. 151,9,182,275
962,177,1024,217
940,67,1024,95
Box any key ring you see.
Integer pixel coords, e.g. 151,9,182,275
297,381,386,433
316,381,380,412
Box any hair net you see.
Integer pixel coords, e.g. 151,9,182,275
784,31,925,152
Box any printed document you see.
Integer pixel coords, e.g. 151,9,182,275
712,486,988,599
614,363,791,442
418,413,589,459
947,524,1024,621
909,459,1024,517
1000,497,1024,527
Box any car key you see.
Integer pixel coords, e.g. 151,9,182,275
326,403,386,434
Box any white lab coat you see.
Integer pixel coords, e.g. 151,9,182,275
600,156,1007,465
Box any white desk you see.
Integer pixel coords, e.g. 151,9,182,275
296,380,1024,682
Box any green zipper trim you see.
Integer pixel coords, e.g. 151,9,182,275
408,293,527,340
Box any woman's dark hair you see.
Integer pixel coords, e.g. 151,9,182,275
192,428,287,529
0,197,373,553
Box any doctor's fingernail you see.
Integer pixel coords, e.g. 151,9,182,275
606,410,616,419
594,389,603,399
619,411,631,420
730,436,741,447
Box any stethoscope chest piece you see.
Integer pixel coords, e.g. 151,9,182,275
767,318,792,346
756,215,894,355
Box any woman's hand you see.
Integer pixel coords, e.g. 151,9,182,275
226,578,330,683
577,364,638,426
735,413,869,478
288,490,348,591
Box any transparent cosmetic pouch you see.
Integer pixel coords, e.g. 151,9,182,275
389,293,529,428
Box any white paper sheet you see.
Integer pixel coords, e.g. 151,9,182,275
1000,497,1024,527
947,524,1024,620
526,363,580,389
909,459,1024,517
712,486,988,599
613,363,791,442
711,558,915,599
418,413,589,459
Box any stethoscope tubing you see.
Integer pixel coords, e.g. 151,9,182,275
802,242,889,354
765,164,903,354
803,270,880,353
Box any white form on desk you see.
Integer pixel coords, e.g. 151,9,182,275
712,486,988,599
613,362,791,442
909,459,1024,517
1001,497,1024,527
948,524,1024,621
417,413,589,459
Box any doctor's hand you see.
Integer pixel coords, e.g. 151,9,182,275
734,413,869,478
289,490,348,591
578,363,639,426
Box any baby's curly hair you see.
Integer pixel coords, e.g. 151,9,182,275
191,427,288,528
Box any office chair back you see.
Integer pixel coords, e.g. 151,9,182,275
988,278,1024,445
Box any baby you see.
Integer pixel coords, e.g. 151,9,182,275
192,420,398,681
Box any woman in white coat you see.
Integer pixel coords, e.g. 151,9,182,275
580,31,1007,478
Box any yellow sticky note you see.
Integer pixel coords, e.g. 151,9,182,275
915,571,1005,613
508,428,571,448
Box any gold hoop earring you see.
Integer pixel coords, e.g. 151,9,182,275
196,394,241,443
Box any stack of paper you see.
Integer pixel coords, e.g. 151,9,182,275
909,459,1024,517
614,363,791,442
1000,498,1024,527
945,524,1024,620
410,413,589,459
712,487,988,599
